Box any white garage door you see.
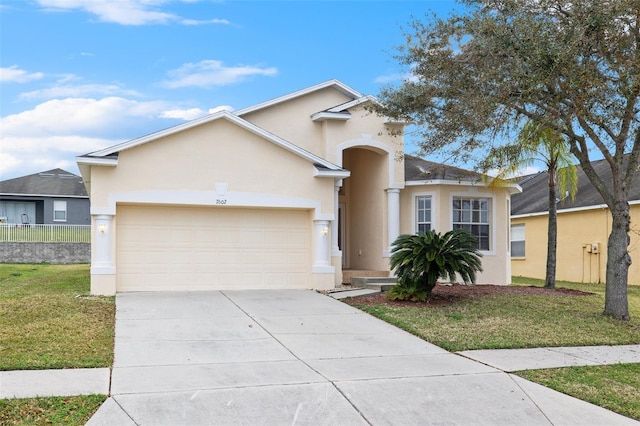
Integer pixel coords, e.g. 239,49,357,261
116,205,311,291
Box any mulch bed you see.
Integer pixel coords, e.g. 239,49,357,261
347,283,595,308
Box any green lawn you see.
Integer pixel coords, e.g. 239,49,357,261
0,264,113,425
518,363,640,421
348,278,640,352
0,395,106,426
0,264,115,370
346,277,640,421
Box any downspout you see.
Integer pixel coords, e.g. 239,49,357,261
582,244,585,283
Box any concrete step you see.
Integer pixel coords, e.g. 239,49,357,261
351,277,397,292
342,269,389,284
328,288,381,300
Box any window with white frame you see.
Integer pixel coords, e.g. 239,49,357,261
452,198,490,250
510,224,525,257
416,196,432,233
53,200,67,222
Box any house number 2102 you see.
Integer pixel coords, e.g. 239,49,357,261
216,199,227,205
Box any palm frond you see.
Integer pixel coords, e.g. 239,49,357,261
389,229,483,301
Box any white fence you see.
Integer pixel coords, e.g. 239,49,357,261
0,224,91,243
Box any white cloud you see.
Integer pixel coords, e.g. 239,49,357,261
55,74,81,84
3,135,115,154
1,97,169,137
0,135,117,179
19,84,142,100
0,152,22,175
38,0,175,25
0,96,175,179
37,0,231,26
160,107,207,120
181,18,229,25
0,66,44,83
162,60,278,89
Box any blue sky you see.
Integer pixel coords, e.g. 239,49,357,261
0,0,464,180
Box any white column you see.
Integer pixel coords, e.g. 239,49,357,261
312,219,332,272
331,180,342,257
386,188,401,256
92,214,115,273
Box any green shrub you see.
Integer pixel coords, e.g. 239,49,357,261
389,229,483,301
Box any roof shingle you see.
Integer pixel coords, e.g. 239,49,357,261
0,169,88,197
511,156,640,216
404,155,483,182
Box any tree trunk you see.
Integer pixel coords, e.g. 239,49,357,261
605,201,631,320
545,172,557,289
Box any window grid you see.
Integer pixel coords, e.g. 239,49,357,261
452,198,490,250
416,196,431,233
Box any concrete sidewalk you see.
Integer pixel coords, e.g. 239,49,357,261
0,368,110,399
1,290,638,425
459,344,640,372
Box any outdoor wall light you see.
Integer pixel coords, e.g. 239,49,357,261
98,223,108,234
321,226,329,236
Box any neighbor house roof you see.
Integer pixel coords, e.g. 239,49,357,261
0,169,88,197
511,156,640,217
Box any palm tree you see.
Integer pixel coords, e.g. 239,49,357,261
483,122,577,289
388,229,483,302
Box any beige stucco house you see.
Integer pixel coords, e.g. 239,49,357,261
511,157,640,285
78,80,519,295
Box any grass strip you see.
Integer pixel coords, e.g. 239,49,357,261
517,363,640,421
0,394,106,425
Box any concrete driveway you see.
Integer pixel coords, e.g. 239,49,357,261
88,290,637,425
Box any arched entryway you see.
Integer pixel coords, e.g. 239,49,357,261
338,146,391,282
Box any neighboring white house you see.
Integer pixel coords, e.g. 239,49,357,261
77,80,519,295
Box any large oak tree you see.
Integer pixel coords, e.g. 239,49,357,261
373,0,640,319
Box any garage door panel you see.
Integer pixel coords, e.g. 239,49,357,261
287,252,308,266
116,206,311,291
241,230,265,245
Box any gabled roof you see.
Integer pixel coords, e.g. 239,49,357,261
77,110,346,173
311,95,379,122
326,95,377,113
404,155,521,193
511,156,640,216
0,169,87,197
405,155,484,182
235,80,363,116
